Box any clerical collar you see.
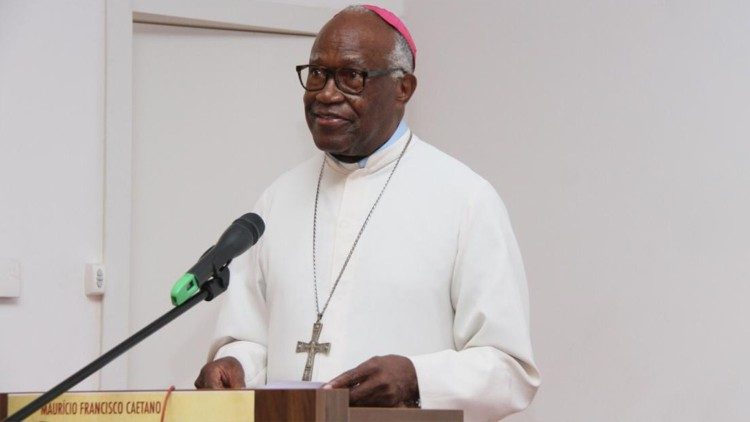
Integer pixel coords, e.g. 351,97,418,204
332,119,409,169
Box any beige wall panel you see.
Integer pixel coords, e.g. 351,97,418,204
405,1,750,421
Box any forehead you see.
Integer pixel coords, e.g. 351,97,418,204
309,12,394,68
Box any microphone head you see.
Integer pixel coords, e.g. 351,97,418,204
210,213,266,268
234,212,265,245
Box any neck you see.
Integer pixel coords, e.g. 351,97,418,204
331,117,405,164
330,153,367,163
330,144,384,163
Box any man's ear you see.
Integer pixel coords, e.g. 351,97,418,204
396,73,417,103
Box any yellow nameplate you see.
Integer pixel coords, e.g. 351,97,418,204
7,390,255,421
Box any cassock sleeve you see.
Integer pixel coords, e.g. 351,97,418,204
408,179,541,421
207,195,270,387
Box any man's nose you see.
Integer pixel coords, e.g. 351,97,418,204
315,76,345,104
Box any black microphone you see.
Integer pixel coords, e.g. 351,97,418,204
171,213,265,305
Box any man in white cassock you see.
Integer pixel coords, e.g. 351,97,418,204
195,5,540,421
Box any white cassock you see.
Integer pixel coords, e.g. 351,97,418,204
209,129,541,421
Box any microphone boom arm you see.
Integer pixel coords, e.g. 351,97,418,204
5,267,231,422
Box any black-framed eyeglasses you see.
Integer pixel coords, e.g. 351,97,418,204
295,64,404,95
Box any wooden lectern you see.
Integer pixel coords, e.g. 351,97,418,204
1,389,462,421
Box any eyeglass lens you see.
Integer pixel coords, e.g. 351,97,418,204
299,66,365,94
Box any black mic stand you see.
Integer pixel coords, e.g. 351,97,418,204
5,265,231,422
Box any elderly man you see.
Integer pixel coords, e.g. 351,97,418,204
195,4,540,421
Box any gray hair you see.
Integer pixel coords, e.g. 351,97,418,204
342,5,414,76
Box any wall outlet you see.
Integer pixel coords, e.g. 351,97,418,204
85,263,106,296
0,258,21,298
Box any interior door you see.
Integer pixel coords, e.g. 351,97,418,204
131,22,315,388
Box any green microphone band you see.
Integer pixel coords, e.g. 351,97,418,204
171,273,199,306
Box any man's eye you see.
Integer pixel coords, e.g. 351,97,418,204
341,70,362,81
310,68,326,78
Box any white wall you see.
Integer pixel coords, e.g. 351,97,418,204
404,1,750,421
0,0,105,392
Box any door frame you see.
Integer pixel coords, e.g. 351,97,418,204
102,0,329,389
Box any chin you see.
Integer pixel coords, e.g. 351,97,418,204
312,133,355,155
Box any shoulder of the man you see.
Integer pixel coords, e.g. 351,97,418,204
410,135,516,244
409,134,499,197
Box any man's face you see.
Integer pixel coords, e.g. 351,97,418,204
304,12,404,159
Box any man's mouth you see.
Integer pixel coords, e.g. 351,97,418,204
312,112,350,127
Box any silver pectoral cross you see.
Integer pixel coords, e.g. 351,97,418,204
296,321,331,381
